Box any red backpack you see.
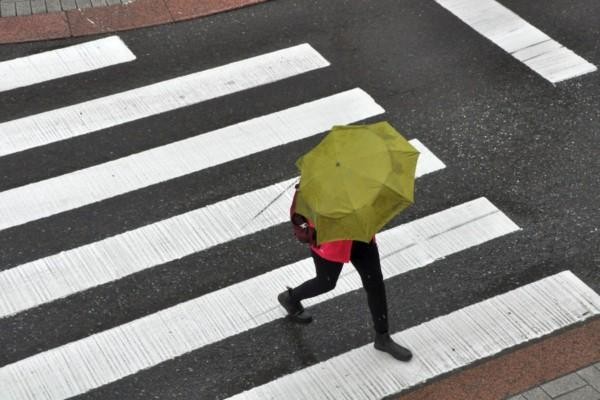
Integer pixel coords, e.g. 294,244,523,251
290,185,317,246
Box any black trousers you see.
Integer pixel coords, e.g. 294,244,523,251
289,240,389,334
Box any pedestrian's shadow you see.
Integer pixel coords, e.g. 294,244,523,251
279,316,319,367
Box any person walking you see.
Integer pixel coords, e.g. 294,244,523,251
277,122,419,362
278,217,413,362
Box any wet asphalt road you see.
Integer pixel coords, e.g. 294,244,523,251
0,0,598,398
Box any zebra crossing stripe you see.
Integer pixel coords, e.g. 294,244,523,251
0,88,382,232
435,0,597,83
227,271,600,400
0,139,443,319
0,36,136,93
0,43,330,157
0,197,519,400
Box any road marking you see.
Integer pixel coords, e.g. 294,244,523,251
0,139,443,319
0,197,519,400
0,88,382,232
0,43,330,157
227,271,600,400
435,0,597,83
0,37,136,93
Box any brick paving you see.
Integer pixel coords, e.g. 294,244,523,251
507,363,600,400
0,0,267,43
0,0,132,17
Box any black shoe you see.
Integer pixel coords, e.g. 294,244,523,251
374,332,412,361
277,287,312,324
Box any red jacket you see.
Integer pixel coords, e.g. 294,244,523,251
311,240,353,263
307,219,375,263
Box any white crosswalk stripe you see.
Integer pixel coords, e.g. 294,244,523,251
0,139,443,319
0,43,329,157
226,271,600,400
435,0,597,83
0,88,382,232
0,36,136,93
0,198,520,400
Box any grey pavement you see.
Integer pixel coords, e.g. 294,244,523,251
0,0,131,17
507,363,600,400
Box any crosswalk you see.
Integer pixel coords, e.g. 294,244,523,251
0,43,329,157
0,5,598,398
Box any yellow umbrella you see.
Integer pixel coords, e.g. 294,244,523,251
294,121,419,244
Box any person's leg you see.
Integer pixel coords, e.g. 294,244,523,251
351,240,412,361
291,253,343,301
278,252,343,323
350,240,389,333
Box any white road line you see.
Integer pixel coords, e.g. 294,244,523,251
0,88,382,232
0,139,443,319
435,0,597,83
0,43,330,157
0,197,519,400
228,271,600,400
0,36,136,93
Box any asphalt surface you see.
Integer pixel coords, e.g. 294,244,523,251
0,0,598,398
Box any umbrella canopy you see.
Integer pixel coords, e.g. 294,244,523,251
294,121,420,244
